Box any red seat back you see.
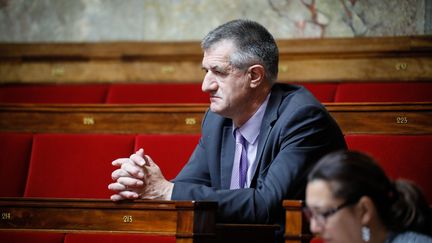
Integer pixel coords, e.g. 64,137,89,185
0,231,64,243
134,134,200,180
346,135,432,203
335,82,432,102
0,84,109,103
293,82,338,102
106,83,208,104
64,233,175,243
24,134,135,198
0,133,33,197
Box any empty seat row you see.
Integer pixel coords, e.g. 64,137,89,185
0,133,200,198
1,132,431,243
0,82,431,103
0,83,209,104
1,132,430,202
0,232,175,243
0,133,197,243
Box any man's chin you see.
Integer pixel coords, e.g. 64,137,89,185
209,104,225,115
209,104,219,113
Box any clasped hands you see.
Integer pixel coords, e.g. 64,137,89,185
108,148,174,201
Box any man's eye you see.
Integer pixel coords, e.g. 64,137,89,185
213,69,227,76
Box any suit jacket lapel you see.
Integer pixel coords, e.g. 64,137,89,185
220,124,235,189
251,86,283,185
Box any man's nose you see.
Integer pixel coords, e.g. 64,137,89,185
202,72,217,93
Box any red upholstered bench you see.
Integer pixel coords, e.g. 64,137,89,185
64,134,198,243
2,82,432,104
345,134,432,203
107,82,337,104
18,134,199,243
334,82,432,102
0,132,33,197
64,233,175,243
24,133,135,198
106,83,208,104
293,82,338,102
0,83,109,104
134,134,201,180
0,134,65,243
0,231,64,243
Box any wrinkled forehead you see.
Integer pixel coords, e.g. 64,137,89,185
202,40,236,68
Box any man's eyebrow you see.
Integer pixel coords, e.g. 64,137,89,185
202,63,231,73
202,64,221,71
212,64,231,72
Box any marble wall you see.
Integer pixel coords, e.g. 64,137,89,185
0,0,431,42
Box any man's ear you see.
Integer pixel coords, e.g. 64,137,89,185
248,64,265,88
357,196,375,225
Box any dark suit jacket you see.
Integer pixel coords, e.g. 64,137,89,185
172,83,346,224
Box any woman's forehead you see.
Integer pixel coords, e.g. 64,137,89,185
306,180,339,208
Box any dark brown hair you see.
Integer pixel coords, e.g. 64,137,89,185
308,150,431,236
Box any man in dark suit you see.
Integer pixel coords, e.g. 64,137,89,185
109,19,346,227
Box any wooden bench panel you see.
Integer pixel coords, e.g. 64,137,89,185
1,103,431,135
0,104,206,134
0,198,216,243
1,36,431,83
278,57,432,82
326,103,432,135
0,198,278,243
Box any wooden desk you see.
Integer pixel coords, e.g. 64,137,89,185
1,102,431,135
0,198,216,242
0,198,278,243
1,36,431,83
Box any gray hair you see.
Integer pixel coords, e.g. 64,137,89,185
201,19,279,84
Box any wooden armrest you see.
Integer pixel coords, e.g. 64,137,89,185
283,200,313,243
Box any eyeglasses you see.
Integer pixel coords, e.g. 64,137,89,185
303,200,356,227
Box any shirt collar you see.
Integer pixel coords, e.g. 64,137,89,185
233,93,271,145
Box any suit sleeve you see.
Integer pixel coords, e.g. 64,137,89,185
171,104,345,223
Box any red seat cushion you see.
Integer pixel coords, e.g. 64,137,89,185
64,233,175,243
335,82,432,102
106,83,208,104
134,134,200,180
310,238,324,243
0,231,64,243
24,134,135,198
0,83,109,103
293,82,338,102
0,132,33,197
345,135,432,203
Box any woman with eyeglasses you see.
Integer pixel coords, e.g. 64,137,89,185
305,150,432,243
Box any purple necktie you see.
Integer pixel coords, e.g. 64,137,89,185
230,131,249,189
238,134,248,188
